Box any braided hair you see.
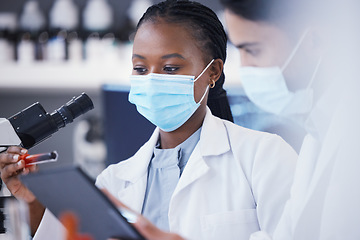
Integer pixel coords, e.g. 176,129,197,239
135,0,234,122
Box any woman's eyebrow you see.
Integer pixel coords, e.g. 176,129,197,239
161,53,185,60
132,54,146,59
235,42,260,49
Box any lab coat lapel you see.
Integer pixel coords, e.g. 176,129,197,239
172,107,230,197
171,143,208,197
114,128,160,213
116,174,148,213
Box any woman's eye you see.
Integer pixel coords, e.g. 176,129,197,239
163,66,180,73
133,67,147,74
245,48,260,57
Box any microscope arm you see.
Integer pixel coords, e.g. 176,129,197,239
0,118,21,153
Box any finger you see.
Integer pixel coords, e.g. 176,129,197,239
1,160,25,180
133,216,184,240
27,164,38,173
132,216,157,239
22,164,38,175
0,148,27,169
101,188,129,209
6,146,28,155
22,167,30,175
0,154,20,169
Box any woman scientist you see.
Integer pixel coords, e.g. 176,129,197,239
220,0,323,152
0,1,297,239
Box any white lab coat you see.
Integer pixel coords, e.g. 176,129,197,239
96,107,297,240
271,80,360,240
250,63,360,240
250,83,337,240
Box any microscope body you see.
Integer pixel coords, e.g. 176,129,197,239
0,93,94,233
0,93,93,154
0,118,22,153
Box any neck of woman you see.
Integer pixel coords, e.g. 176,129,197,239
159,105,206,149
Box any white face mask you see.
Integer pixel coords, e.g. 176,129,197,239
239,29,321,118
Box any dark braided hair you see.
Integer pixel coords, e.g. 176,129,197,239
135,0,234,122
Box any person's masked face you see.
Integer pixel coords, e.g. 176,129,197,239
224,9,320,90
129,21,216,132
224,9,321,119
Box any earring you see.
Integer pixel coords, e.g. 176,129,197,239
209,79,216,88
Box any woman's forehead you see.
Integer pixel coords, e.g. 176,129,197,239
133,21,203,59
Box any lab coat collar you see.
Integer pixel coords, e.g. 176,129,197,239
171,107,231,196
199,107,231,157
114,107,230,183
114,127,159,183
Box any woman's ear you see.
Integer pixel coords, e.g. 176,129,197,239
209,59,224,83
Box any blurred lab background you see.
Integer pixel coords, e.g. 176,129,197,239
0,0,302,182
0,0,304,181
0,0,231,180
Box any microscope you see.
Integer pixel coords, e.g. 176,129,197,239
0,93,94,153
0,93,94,234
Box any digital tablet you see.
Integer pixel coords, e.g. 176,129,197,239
21,166,144,240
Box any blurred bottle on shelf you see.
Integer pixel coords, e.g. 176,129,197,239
0,0,144,65
17,32,34,62
67,31,82,62
83,0,116,63
48,0,79,61
18,0,46,63
0,13,17,62
127,0,152,29
83,0,113,33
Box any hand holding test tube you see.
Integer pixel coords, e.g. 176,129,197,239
19,151,58,166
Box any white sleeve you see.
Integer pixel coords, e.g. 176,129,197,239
33,208,65,240
272,134,320,240
251,134,297,237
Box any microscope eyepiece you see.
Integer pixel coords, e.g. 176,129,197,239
8,93,94,149
51,93,94,128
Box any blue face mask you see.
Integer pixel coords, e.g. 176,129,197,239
129,59,214,132
239,29,322,120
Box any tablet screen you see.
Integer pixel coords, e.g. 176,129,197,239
21,166,144,240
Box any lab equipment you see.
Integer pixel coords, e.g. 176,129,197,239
21,166,144,240
3,198,30,240
20,151,58,166
0,92,94,153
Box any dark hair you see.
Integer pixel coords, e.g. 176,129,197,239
220,0,312,33
136,0,234,122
